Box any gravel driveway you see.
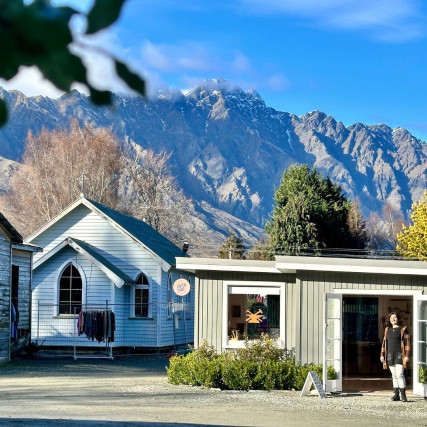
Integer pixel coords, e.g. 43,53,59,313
0,355,426,427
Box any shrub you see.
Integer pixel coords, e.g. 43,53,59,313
167,341,223,388
221,354,255,391
419,366,427,384
237,334,292,362
167,339,337,391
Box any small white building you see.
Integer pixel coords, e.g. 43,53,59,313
27,196,194,354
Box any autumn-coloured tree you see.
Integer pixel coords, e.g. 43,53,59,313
3,121,122,235
396,191,427,260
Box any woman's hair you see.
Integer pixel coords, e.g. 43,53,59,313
385,311,402,328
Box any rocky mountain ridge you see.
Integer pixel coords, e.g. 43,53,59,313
0,79,426,245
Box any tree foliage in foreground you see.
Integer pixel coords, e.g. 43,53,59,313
265,164,365,255
396,191,427,260
0,0,145,126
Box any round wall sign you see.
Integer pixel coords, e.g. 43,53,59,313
173,278,190,296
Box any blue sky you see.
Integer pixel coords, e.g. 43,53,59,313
3,0,427,141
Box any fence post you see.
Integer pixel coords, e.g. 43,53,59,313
37,300,40,343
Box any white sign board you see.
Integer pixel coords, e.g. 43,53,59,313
173,278,190,296
300,371,326,399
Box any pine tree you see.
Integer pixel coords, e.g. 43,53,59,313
218,231,246,259
396,191,427,260
265,164,364,255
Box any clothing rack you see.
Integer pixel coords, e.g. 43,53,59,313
73,303,114,360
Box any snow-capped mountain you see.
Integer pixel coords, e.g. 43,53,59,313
0,79,426,236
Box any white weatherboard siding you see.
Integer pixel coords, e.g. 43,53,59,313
30,202,190,349
32,205,161,283
0,228,11,362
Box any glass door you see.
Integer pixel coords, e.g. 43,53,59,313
413,295,427,397
323,293,342,392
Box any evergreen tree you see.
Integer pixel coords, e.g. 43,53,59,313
218,231,246,259
265,164,364,255
396,191,427,260
247,239,274,261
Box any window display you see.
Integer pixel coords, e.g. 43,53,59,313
227,291,280,342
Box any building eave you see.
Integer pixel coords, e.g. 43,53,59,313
12,242,43,253
33,238,134,288
275,256,427,276
175,257,285,274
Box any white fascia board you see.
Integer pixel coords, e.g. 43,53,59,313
275,260,427,276
175,258,285,274
176,263,284,273
33,239,69,269
34,238,126,288
26,196,170,271
334,289,423,295
66,239,125,288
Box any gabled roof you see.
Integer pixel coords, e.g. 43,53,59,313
34,237,134,288
27,195,184,269
0,212,23,243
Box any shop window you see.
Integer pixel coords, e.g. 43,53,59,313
226,286,281,345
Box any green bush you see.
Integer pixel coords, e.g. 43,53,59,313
419,366,427,384
167,338,337,391
167,341,223,388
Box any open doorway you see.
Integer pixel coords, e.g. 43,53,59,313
342,294,413,392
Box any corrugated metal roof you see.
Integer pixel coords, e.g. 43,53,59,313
86,199,184,266
68,238,135,285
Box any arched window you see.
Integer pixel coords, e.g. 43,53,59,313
134,273,149,317
59,264,82,315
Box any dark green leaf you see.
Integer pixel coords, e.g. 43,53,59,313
0,99,8,128
89,88,112,105
115,60,146,96
86,0,127,34
38,49,87,91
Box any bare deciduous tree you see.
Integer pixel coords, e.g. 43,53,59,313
2,121,122,235
119,142,194,245
366,202,404,253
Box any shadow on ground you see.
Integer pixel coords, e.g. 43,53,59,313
0,419,237,427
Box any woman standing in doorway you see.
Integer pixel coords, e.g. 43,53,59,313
380,311,410,402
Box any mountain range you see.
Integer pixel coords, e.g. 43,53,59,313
0,78,426,250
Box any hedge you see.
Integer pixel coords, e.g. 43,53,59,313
167,337,337,391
